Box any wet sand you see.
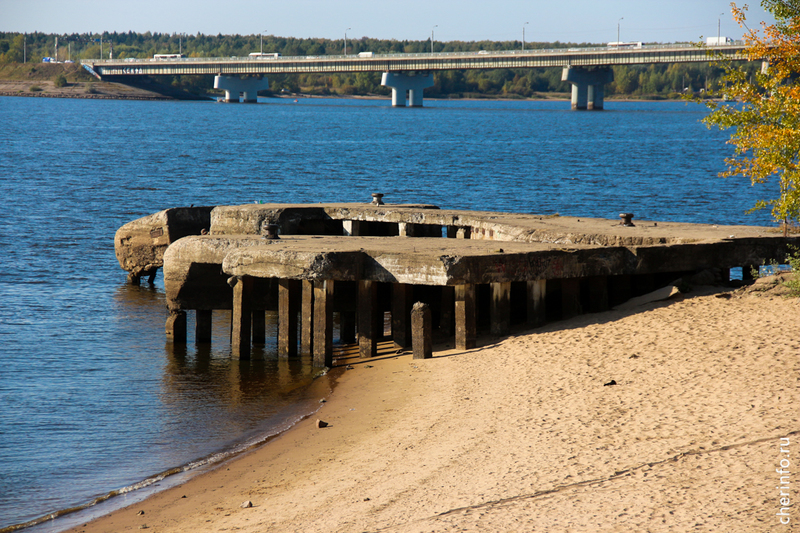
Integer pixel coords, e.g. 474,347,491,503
64,281,799,532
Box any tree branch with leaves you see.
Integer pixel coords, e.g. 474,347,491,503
703,1,800,234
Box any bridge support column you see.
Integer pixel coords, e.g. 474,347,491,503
381,72,434,107
561,67,614,110
213,75,270,103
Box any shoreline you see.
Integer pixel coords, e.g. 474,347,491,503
4,366,344,533
59,283,799,532
0,80,687,104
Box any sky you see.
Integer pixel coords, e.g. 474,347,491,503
1,0,777,44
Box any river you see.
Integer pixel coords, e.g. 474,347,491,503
0,95,775,532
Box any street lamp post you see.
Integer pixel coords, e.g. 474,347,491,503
523,21,529,51
617,17,623,44
179,34,182,55
261,30,267,54
431,25,438,54
718,12,725,44
344,27,351,55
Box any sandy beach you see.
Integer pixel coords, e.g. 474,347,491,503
63,279,798,533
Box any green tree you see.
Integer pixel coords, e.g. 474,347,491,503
702,1,800,234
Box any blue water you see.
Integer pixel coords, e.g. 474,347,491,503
0,95,776,532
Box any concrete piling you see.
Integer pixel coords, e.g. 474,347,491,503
278,279,300,357
455,284,477,350
300,280,314,356
313,280,334,367
391,283,413,350
358,280,378,358
231,276,254,359
526,279,546,327
166,310,187,343
412,302,432,359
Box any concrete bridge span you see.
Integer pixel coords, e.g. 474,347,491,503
85,42,752,109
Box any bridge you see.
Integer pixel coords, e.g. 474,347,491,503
81,42,751,110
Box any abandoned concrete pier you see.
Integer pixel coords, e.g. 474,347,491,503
115,201,798,366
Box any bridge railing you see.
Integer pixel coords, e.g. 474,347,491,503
83,41,746,65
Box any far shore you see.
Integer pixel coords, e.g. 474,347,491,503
0,78,694,104
60,279,799,533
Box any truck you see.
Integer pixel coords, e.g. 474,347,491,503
706,36,732,46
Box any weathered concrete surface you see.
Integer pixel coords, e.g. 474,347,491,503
219,234,798,287
116,203,800,316
117,203,794,285
162,234,265,311
115,206,213,282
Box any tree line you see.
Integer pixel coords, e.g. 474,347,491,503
0,31,760,98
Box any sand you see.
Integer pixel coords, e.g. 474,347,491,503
64,281,799,533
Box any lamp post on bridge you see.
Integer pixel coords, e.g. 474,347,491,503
431,25,438,54
617,17,623,44
718,12,725,44
261,30,267,54
523,21,529,51
344,27,351,55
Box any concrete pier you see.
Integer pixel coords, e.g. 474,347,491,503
380,72,434,107
116,202,798,368
213,75,269,103
561,67,614,110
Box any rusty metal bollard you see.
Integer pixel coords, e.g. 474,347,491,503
263,223,280,239
619,213,635,227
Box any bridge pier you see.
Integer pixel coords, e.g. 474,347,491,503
213,75,270,103
561,67,614,110
381,72,434,107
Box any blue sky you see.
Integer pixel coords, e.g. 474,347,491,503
2,0,776,44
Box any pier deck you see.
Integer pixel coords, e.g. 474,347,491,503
114,202,798,364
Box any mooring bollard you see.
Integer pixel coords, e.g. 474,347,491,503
619,213,635,227
411,302,432,360
371,193,385,205
263,223,280,239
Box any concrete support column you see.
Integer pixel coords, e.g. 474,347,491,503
313,280,334,368
561,278,581,319
252,310,266,344
399,223,417,237
586,276,609,313
278,279,300,357
392,283,413,350
195,309,212,343
571,84,589,110
587,84,607,110
439,286,455,336
300,280,314,356
358,280,378,358
380,72,435,107
561,67,614,111
490,282,511,336
231,276,254,359
411,302,432,360
343,220,362,236
527,280,546,327
166,310,187,343
213,75,270,103
455,284,477,350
